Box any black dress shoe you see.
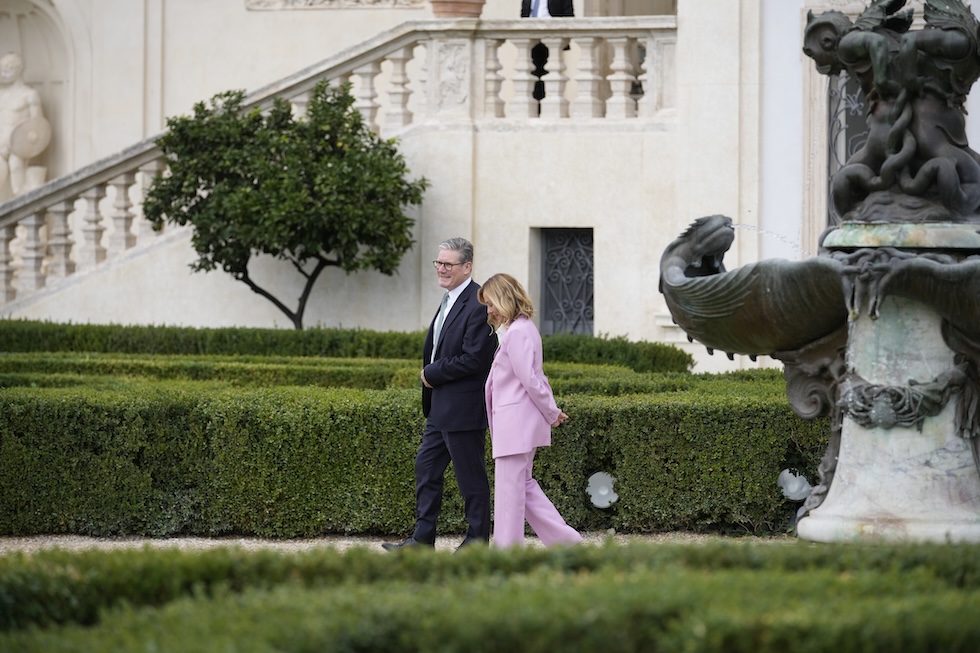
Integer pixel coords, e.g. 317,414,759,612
454,537,488,553
381,536,433,551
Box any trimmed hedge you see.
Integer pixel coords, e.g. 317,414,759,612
2,542,980,651
0,352,776,396
0,352,418,389
0,320,427,359
0,319,694,373
0,384,425,537
0,381,825,539
543,331,693,373
0,324,794,539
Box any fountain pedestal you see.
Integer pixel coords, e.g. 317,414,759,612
662,2,980,545
797,225,980,543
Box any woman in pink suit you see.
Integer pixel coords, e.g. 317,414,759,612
478,273,583,548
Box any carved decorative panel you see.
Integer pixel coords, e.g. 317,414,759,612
246,0,424,10
437,41,469,107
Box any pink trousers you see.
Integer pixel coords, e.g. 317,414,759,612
492,449,584,548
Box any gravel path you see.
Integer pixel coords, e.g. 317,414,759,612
0,531,779,556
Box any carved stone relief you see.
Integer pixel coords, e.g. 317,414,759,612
246,0,424,9
437,41,469,108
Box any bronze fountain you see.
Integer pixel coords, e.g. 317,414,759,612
660,0,980,542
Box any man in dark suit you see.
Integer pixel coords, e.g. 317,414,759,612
521,0,575,102
382,237,497,551
521,0,574,16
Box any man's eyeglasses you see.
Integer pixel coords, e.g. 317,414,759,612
432,260,464,270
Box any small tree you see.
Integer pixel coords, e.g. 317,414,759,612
144,81,428,329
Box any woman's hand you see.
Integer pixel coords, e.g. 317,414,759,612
551,410,569,428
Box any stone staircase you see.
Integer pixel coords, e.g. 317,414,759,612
0,16,676,318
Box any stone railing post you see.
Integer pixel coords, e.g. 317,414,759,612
605,36,637,119
637,33,675,118
17,212,47,293
77,185,107,270
290,90,311,119
108,172,137,254
138,159,166,240
483,39,506,119
353,61,382,132
539,36,569,119
508,38,539,119
0,224,16,303
45,199,76,279
571,36,603,118
384,46,416,130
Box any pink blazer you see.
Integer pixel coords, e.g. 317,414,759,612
484,316,561,459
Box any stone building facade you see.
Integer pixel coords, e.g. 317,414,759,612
3,1,955,373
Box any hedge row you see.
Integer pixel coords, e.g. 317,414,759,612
0,319,426,359
2,542,979,651
0,351,785,396
0,352,419,390
0,381,825,539
0,319,695,373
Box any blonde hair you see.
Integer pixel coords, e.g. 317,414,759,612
478,273,534,328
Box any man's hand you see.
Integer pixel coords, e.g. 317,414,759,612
420,369,433,389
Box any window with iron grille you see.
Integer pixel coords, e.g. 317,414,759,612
827,72,869,224
540,228,594,335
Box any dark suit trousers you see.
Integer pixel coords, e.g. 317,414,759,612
413,422,491,544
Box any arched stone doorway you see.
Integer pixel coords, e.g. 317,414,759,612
0,0,70,197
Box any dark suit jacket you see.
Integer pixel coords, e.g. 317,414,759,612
521,0,574,17
422,280,496,432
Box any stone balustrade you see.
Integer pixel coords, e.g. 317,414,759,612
0,17,676,310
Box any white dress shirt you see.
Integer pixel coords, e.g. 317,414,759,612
530,0,552,18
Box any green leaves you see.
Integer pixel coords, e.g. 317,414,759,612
144,81,428,329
